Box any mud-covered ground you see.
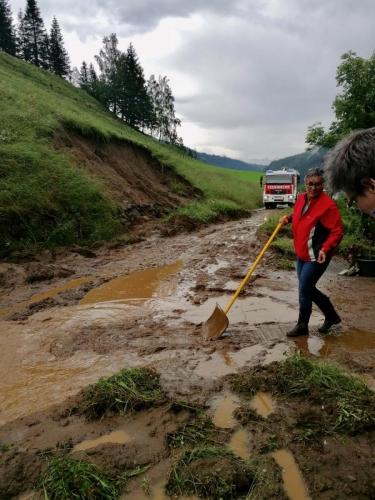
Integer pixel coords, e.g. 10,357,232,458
0,210,374,499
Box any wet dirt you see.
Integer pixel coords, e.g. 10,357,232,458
0,209,374,498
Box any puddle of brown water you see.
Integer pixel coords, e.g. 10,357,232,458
0,277,92,318
80,261,182,305
182,295,298,326
250,391,275,417
272,449,310,500
228,428,251,459
295,328,375,357
72,430,131,452
195,344,264,379
211,393,241,428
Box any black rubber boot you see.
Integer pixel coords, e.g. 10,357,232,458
312,291,341,333
287,310,310,337
318,313,341,333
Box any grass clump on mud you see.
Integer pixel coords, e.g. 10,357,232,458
80,367,164,420
166,446,255,499
167,416,227,449
39,456,118,499
230,355,375,435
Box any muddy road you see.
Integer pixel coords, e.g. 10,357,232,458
0,210,374,499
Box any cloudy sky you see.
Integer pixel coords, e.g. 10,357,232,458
10,0,375,162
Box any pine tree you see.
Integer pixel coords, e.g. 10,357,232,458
79,60,89,86
118,43,154,128
19,0,48,68
49,17,70,77
88,63,98,84
0,0,17,55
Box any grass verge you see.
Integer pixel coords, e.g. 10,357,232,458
79,367,164,420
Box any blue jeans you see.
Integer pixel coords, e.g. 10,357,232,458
296,258,330,318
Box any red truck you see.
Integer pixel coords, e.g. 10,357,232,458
262,168,300,209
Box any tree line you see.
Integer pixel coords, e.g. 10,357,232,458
0,0,183,145
0,0,69,76
74,34,182,144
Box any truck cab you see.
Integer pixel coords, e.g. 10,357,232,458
262,168,300,209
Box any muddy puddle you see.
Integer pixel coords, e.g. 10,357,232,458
0,276,92,318
80,261,182,305
250,391,275,417
72,430,131,452
211,393,241,428
228,428,251,459
272,449,310,500
295,328,375,357
195,343,290,379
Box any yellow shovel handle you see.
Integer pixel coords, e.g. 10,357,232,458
224,222,283,315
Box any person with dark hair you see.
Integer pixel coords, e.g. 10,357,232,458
324,127,375,217
279,168,344,336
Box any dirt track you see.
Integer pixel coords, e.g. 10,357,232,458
0,210,374,499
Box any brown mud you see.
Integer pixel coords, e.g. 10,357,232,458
0,209,374,498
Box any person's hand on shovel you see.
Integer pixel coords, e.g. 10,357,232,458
279,214,292,226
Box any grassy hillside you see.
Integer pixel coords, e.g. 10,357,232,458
196,151,265,172
268,147,328,179
0,52,262,256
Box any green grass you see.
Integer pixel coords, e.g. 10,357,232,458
166,446,256,499
166,416,227,449
39,456,119,499
79,367,164,420
230,355,375,435
0,52,262,255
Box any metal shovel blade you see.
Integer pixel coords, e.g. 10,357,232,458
202,304,229,340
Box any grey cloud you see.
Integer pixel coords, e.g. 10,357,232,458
167,2,375,157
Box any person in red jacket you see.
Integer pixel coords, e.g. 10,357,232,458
279,168,344,337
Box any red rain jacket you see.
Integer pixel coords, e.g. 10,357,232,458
291,192,344,262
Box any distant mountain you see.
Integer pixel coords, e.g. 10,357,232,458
267,147,329,179
196,152,265,172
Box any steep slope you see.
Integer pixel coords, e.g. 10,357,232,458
0,52,261,257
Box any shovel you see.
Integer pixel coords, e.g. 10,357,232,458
202,222,283,340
